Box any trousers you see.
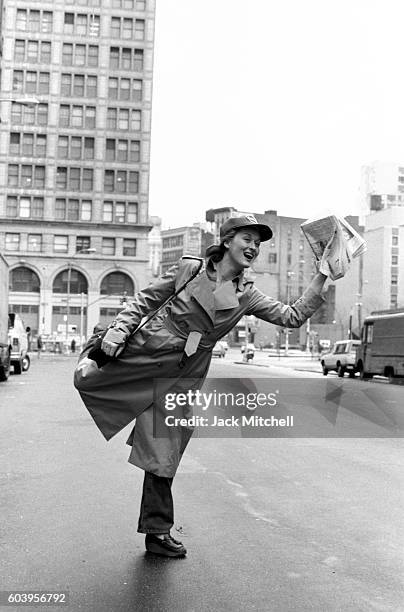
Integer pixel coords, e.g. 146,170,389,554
137,471,174,534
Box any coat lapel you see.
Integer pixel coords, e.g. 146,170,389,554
188,273,216,324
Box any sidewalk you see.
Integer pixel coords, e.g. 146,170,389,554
233,349,323,374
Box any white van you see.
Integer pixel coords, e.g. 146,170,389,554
8,313,30,375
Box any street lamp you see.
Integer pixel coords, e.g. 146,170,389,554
65,248,96,347
0,96,40,105
285,260,305,355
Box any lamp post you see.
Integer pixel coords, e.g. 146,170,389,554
285,260,305,356
65,248,96,349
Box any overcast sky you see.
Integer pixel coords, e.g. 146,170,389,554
148,0,404,229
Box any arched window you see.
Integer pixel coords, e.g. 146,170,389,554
10,267,40,292
53,269,88,294
101,272,134,296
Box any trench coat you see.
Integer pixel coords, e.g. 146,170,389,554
74,257,325,477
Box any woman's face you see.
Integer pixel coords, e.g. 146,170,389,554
224,229,261,270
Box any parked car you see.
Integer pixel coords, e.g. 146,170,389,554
212,341,226,358
8,313,30,375
320,339,361,377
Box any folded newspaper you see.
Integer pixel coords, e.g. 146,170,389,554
301,215,366,281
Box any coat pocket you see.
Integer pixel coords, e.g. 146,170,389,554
139,326,185,354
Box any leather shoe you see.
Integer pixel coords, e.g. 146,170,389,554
145,533,187,557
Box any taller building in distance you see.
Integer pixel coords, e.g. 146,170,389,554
359,161,404,218
0,0,156,340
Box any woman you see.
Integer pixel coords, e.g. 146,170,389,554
75,215,329,558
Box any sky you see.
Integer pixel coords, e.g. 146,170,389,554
148,0,404,229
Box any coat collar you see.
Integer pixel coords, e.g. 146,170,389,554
186,259,255,323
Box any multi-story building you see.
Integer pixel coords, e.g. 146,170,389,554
205,207,364,347
0,0,156,341
359,161,404,219
361,207,404,315
161,224,214,275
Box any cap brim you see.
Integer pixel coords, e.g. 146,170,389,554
234,223,273,241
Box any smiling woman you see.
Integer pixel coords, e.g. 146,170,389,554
75,214,331,558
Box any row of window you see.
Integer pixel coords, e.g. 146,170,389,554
15,41,145,73
7,165,140,194
16,10,146,39
162,236,184,249
9,267,135,297
5,196,139,224
4,233,137,256
13,70,144,101
10,103,143,132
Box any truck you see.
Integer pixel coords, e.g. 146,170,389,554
356,309,404,382
8,313,30,374
0,254,11,382
320,339,361,377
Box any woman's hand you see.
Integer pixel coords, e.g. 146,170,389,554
101,328,126,357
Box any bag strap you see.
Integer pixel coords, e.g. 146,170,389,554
132,255,204,334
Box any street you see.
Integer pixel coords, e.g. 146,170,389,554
0,351,403,612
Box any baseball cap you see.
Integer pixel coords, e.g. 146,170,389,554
220,214,273,242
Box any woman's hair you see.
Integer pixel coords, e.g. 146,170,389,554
205,229,238,262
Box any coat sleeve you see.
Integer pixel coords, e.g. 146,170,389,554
245,285,325,328
107,264,179,337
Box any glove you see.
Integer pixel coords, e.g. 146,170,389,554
101,327,126,357
87,327,127,368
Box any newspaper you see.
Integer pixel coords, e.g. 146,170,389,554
301,215,366,280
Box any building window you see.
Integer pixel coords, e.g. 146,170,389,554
123,238,136,256
56,167,93,191
392,235,399,246
104,170,139,194
62,43,99,67
57,136,94,160
55,198,92,221
11,102,48,126
7,164,45,189
109,47,143,71
61,73,97,98
13,70,50,95
6,196,44,219
64,12,100,36
108,77,142,101
392,255,398,265
102,238,116,255
103,200,138,223
53,270,88,294
16,9,53,33
14,40,51,63
101,272,134,295
54,235,69,253
5,233,20,251
110,17,144,39
76,236,91,252
9,267,40,292
9,133,47,157
162,236,183,248
106,107,141,131
27,234,42,252
105,138,140,162
58,104,96,129
268,253,277,264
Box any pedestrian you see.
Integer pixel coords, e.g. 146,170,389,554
70,338,76,354
37,335,43,359
74,215,333,558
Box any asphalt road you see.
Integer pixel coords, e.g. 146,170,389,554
0,353,403,612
